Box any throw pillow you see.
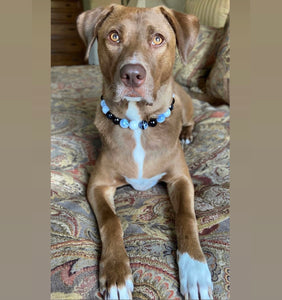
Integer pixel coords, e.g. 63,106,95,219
206,18,230,103
173,25,224,91
186,0,230,28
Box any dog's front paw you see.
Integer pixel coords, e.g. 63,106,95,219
180,125,194,144
99,255,134,300
177,251,213,300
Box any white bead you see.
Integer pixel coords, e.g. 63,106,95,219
129,120,138,130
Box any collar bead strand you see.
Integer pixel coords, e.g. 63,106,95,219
100,95,175,130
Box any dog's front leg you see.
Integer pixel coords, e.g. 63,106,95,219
175,84,195,144
87,179,133,299
167,168,213,300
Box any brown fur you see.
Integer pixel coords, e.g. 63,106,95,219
77,4,209,298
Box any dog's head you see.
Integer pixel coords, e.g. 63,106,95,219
77,4,199,104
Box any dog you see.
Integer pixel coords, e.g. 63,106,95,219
77,4,213,300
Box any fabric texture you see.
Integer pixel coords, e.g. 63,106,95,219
51,65,230,300
186,0,230,28
173,25,224,92
206,18,230,103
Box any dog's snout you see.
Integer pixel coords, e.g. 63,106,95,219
120,64,146,88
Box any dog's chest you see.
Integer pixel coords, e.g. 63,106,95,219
124,102,166,191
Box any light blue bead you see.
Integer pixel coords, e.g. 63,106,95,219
164,109,171,118
100,99,106,107
129,120,139,130
120,119,129,128
157,114,166,123
102,105,110,114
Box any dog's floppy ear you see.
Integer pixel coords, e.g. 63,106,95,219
159,6,199,63
76,5,115,61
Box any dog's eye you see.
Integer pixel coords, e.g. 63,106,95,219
152,34,164,46
109,31,120,43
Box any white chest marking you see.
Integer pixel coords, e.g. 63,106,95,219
126,102,145,178
124,102,166,191
125,173,166,191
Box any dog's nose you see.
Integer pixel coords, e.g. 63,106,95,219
120,64,146,88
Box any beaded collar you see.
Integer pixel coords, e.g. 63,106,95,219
100,95,175,130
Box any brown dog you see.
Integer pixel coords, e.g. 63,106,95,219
77,4,213,300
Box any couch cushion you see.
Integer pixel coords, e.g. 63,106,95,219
206,18,230,103
173,25,224,91
51,65,230,300
186,0,230,28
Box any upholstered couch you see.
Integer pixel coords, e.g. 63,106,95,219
50,5,230,300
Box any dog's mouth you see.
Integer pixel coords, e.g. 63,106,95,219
111,84,153,104
124,88,142,98
124,96,143,102
116,85,153,104
122,88,143,101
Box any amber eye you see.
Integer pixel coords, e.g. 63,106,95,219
152,34,164,46
109,31,120,43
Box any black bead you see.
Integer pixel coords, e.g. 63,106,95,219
169,98,175,111
106,111,114,119
148,118,157,127
113,117,120,125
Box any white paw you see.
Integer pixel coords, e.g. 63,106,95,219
177,251,213,300
181,138,191,145
103,279,133,300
